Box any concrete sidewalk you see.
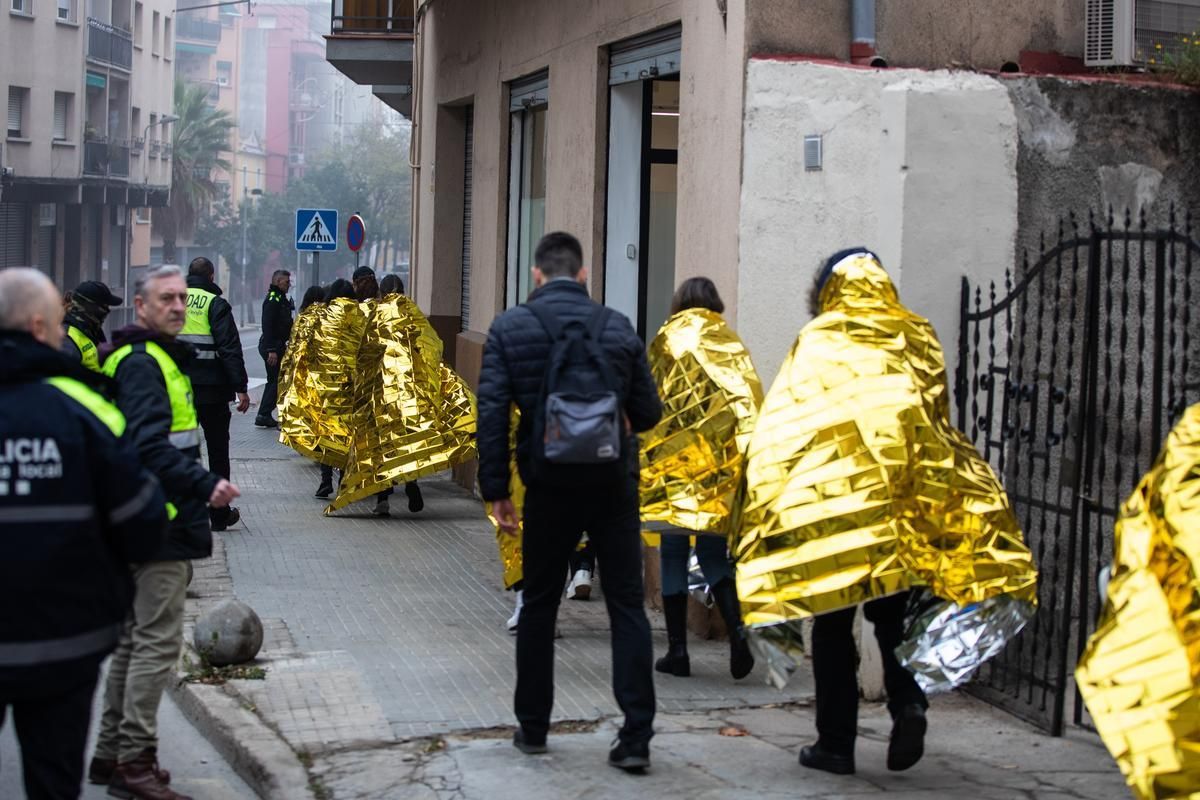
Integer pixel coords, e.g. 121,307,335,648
176,403,1130,799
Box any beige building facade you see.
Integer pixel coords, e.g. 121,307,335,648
1,0,175,300
405,0,1085,390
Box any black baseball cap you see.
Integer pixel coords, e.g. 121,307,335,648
351,266,376,281
73,280,122,307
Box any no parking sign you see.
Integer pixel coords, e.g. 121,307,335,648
346,214,366,252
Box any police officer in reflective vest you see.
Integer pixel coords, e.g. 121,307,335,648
0,268,167,800
61,279,123,372
255,269,294,428
93,265,241,800
179,257,249,532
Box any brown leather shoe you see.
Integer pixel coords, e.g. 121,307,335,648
92,752,171,787
108,750,188,800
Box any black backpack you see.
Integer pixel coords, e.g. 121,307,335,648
525,302,626,487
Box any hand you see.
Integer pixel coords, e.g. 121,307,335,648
492,498,520,536
208,479,241,508
235,392,251,413
267,352,279,367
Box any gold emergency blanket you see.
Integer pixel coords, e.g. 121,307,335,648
485,409,524,589
278,298,367,468
640,308,763,537
1076,404,1200,799
734,254,1037,628
327,294,476,513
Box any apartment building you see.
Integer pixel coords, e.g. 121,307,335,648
1,0,175,298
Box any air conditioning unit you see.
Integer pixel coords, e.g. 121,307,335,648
217,76,230,86
1087,0,1200,67
1086,0,1136,66
288,151,305,166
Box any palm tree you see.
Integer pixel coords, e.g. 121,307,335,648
155,78,234,264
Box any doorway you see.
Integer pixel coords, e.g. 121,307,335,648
604,25,680,340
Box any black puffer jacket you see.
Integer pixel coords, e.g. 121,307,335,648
0,331,166,667
104,326,218,561
181,275,248,405
476,279,662,502
259,284,294,356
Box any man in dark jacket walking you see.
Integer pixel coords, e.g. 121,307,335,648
93,264,240,800
478,232,663,772
0,268,167,800
255,269,294,428
179,257,249,532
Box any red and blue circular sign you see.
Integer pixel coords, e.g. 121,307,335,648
346,214,367,252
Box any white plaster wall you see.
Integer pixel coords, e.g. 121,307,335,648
738,59,1018,400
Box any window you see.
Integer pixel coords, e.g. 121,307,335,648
53,92,71,140
8,87,29,138
10,0,30,15
152,10,160,54
505,71,549,308
134,2,143,46
162,16,171,57
55,0,76,22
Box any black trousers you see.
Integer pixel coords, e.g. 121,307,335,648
811,591,928,755
0,658,101,800
516,481,655,745
196,401,232,525
257,344,280,422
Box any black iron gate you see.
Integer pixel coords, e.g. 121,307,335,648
955,208,1199,735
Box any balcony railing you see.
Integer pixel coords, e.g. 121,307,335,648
83,138,131,178
149,140,161,158
176,15,221,42
162,143,172,160
87,18,133,70
130,136,144,154
330,0,414,34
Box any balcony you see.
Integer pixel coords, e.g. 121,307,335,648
149,140,161,158
326,0,414,87
87,18,133,70
130,136,144,154
83,137,131,178
176,15,221,42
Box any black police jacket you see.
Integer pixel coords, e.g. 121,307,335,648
476,279,662,502
259,285,294,355
106,326,219,561
0,331,167,668
181,275,248,405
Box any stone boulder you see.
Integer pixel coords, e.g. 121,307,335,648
193,599,264,667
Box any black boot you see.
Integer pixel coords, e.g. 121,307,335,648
655,593,690,677
712,578,755,680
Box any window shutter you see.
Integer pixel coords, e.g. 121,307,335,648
53,94,68,140
8,89,21,136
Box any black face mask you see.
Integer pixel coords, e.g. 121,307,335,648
67,296,110,340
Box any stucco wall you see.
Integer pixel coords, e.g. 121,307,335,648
737,59,1019,389
1006,76,1200,251
413,0,745,335
877,0,1083,69
744,0,1082,69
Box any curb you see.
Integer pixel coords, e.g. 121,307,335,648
168,670,312,800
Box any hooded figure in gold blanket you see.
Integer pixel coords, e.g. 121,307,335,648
734,249,1037,777
278,274,476,515
1077,403,1200,800
640,277,761,682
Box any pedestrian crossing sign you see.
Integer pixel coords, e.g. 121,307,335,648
295,208,338,252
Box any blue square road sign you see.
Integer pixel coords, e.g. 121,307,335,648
295,208,338,252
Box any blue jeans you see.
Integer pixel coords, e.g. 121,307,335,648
659,532,734,597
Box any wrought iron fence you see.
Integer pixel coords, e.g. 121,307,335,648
86,18,133,70
956,207,1199,734
330,0,414,33
176,15,221,42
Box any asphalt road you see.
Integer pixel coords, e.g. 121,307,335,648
0,677,255,799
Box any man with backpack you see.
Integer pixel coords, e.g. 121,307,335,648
478,232,662,772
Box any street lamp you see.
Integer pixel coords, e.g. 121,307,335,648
141,113,180,187
239,165,263,324
124,113,181,316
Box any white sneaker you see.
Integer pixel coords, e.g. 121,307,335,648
567,569,592,601
507,590,523,635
